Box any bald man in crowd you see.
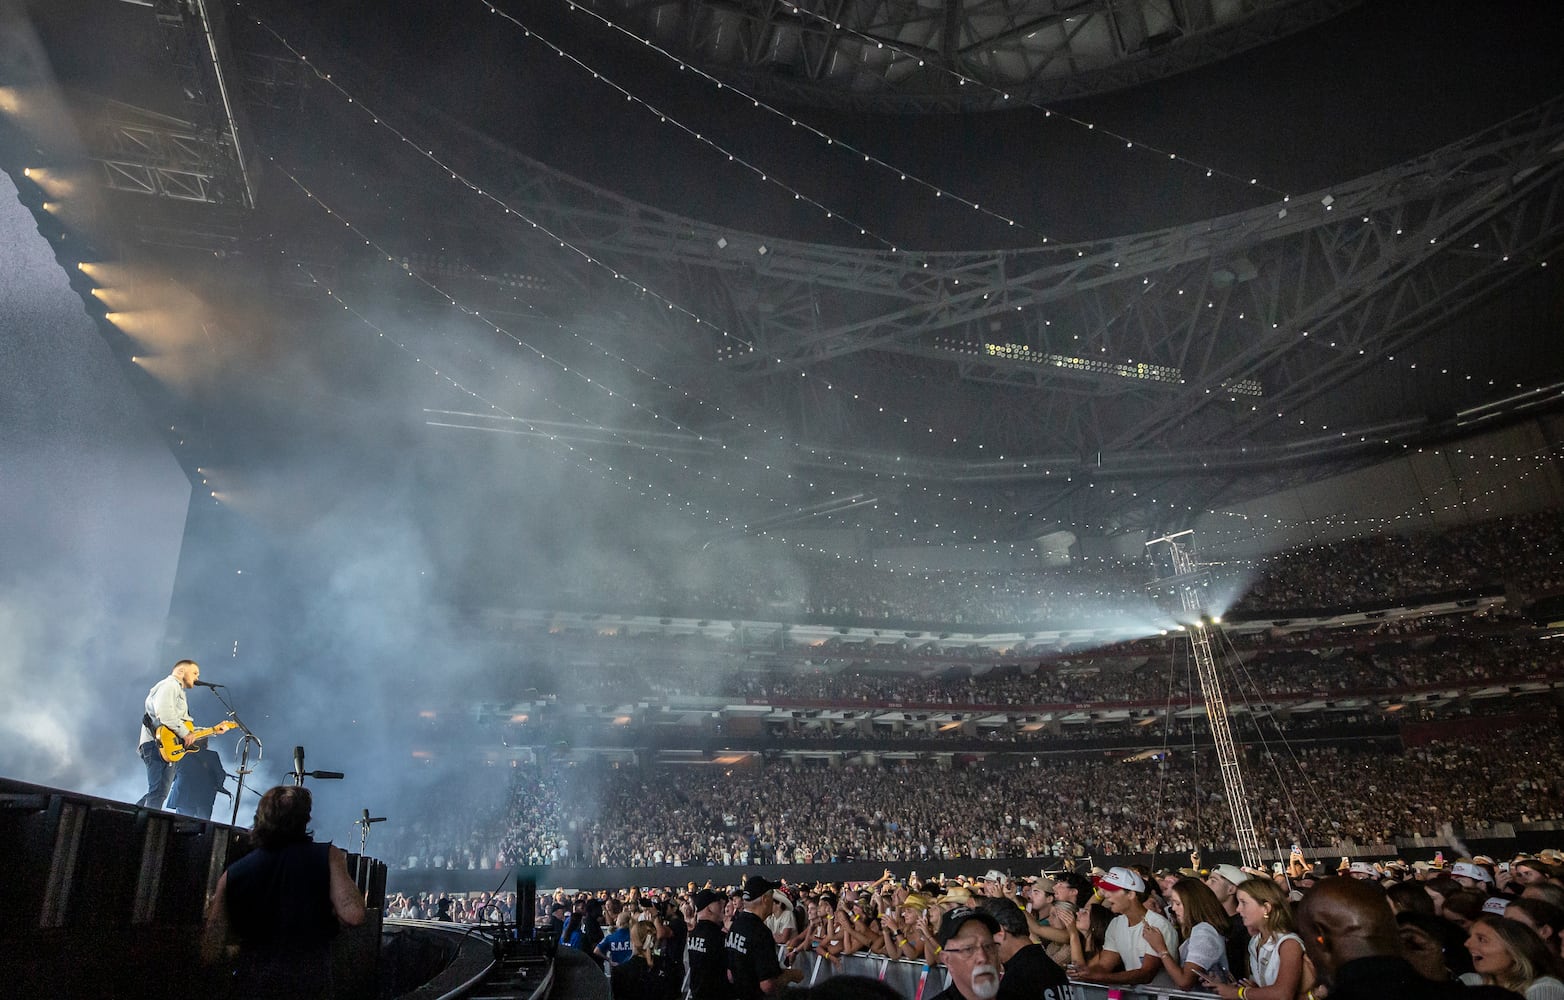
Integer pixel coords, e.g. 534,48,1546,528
1297,877,1519,999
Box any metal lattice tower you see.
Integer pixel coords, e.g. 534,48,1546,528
1148,530,1263,869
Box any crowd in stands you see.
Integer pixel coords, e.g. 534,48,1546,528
501,625,1561,712
482,692,1533,759
535,545,1153,628
724,631,1564,707
378,511,1564,998
1230,509,1564,615
492,510,1563,630
379,715,1564,872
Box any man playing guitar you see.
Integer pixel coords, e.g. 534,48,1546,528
138,659,233,810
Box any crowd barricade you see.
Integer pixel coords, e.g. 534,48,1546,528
790,950,946,998
790,950,1227,1000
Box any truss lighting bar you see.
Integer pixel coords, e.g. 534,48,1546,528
933,336,1263,396
402,254,549,291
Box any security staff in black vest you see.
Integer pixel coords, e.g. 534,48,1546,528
201,785,367,1000
726,876,804,1000
688,888,734,1000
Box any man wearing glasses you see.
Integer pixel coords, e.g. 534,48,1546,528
930,907,1004,1000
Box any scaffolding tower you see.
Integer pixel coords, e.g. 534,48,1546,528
1147,530,1264,869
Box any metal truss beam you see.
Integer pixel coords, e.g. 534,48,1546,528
275,89,1564,483
699,96,1564,377
250,84,1564,488
431,93,1564,471
432,95,1564,420
597,0,1357,113
150,0,256,207
237,61,1564,539
92,115,226,203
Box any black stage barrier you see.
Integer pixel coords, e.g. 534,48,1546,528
0,777,386,998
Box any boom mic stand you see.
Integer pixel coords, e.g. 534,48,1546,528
356,808,387,855
290,745,346,788
202,684,263,830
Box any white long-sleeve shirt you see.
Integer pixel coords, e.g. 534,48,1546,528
140,675,190,747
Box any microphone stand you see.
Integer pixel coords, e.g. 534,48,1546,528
203,684,262,830
356,808,387,855
290,745,347,788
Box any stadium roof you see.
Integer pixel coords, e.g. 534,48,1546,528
568,0,1363,113
4,0,1564,568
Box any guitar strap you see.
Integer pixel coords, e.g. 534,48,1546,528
142,713,156,734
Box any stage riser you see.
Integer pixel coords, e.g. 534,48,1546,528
0,778,386,997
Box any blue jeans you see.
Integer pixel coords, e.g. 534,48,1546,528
139,741,174,809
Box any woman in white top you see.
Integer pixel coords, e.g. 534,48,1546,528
1142,877,1231,989
1211,877,1305,1000
1464,913,1564,999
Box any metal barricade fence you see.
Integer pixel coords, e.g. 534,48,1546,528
789,950,1220,1000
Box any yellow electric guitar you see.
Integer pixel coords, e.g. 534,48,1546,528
154,720,237,762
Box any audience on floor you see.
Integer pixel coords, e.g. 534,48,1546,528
392,850,1564,998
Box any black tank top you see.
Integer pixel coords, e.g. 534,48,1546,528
225,840,338,953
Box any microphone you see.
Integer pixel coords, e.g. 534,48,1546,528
290,746,344,784
193,680,225,688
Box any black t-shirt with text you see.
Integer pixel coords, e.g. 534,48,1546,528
687,918,732,1000
725,909,782,1000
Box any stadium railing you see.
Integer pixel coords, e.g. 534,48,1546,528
790,950,1215,999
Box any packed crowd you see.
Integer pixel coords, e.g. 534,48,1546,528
487,691,1532,760
503,625,1561,711
536,550,1155,628
723,631,1564,707
399,851,1564,1000
1231,510,1564,615
380,716,1564,872
384,889,519,923
495,510,1562,629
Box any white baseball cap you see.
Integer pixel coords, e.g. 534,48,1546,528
1209,863,1250,888
1453,861,1493,884
1092,867,1146,894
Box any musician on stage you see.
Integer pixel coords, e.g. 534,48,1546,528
137,658,217,810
